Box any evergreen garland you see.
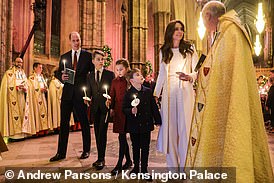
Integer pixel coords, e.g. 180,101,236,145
102,45,113,68
144,60,153,76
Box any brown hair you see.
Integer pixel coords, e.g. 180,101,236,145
69,32,80,40
93,50,105,59
160,20,193,64
33,62,42,70
125,68,141,88
116,58,130,69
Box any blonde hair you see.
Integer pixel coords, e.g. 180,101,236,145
116,58,130,70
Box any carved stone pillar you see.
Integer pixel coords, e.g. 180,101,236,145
60,0,79,54
45,0,52,56
128,0,148,70
80,0,105,51
153,11,169,75
152,0,170,75
0,0,13,81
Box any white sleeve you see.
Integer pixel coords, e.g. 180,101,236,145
154,51,166,97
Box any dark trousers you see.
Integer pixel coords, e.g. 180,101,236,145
130,132,151,172
94,108,109,161
271,111,274,127
116,133,131,166
57,99,91,156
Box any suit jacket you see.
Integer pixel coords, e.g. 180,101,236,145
56,49,94,101
87,69,115,114
123,85,162,133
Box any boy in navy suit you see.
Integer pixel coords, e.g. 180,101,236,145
87,50,115,170
123,68,161,178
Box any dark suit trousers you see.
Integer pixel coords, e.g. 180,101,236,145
130,132,151,171
57,99,91,156
94,108,109,161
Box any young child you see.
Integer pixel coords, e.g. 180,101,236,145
86,50,115,170
108,59,132,175
123,68,162,177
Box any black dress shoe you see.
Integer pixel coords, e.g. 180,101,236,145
49,154,65,162
130,166,139,175
122,161,132,170
95,160,105,170
110,166,122,176
92,160,100,167
80,152,90,159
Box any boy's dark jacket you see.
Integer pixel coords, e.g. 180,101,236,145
122,85,162,133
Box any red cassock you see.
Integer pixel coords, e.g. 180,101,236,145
109,77,128,133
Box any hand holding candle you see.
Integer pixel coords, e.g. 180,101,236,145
102,85,111,123
103,85,111,100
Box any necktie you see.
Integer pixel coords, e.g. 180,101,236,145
96,70,100,83
73,51,77,70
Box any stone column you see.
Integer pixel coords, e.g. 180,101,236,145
153,12,169,75
100,0,106,47
153,0,170,75
45,0,52,56
0,0,13,81
80,0,105,51
128,0,148,70
60,0,79,53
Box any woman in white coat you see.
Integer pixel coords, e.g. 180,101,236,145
154,20,198,171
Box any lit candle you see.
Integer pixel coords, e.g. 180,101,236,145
104,85,108,95
83,87,87,97
131,94,139,117
63,60,66,71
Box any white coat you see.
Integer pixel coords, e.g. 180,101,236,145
154,48,198,154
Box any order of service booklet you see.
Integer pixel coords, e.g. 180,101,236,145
64,68,75,85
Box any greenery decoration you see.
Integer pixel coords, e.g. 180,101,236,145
102,45,113,68
257,75,268,87
144,60,153,76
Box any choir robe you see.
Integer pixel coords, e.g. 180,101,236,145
0,67,28,138
23,73,51,134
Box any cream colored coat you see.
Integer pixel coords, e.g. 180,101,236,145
154,48,198,154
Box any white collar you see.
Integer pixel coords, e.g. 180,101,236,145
95,67,104,73
72,48,81,54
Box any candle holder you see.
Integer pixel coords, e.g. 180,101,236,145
82,87,91,106
131,94,140,117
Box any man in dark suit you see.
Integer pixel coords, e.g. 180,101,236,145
87,50,115,170
50,32,94,162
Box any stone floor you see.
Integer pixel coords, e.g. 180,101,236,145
0,123,274,182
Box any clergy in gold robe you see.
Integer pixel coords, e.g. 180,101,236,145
48,73,63,129
0,58,28,139
23,63,51,135
186,1,274,183
47,70,75,129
